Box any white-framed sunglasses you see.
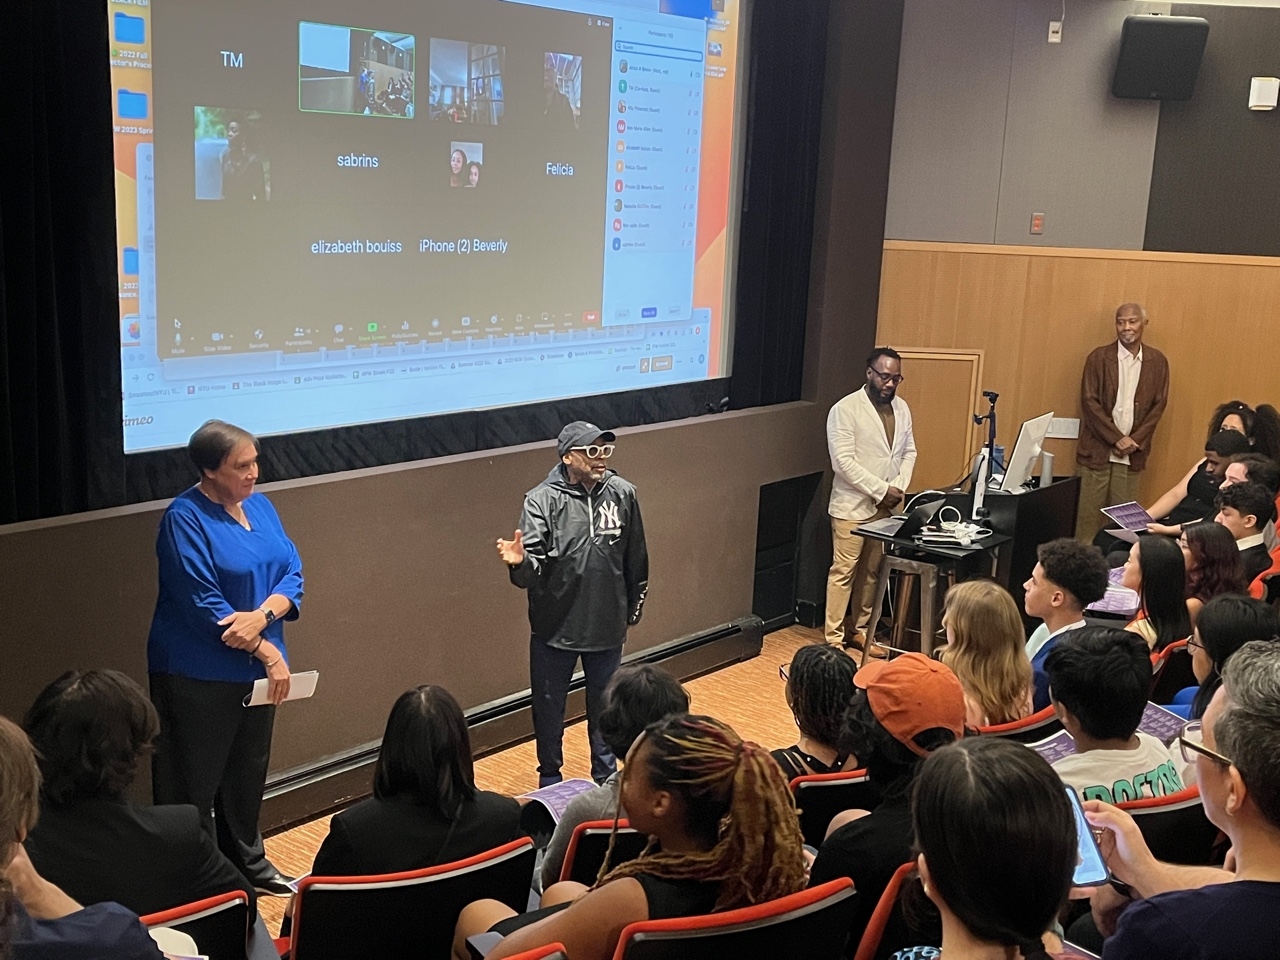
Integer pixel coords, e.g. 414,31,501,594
571,444,615,459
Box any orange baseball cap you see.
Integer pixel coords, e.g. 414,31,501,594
853,653,966,757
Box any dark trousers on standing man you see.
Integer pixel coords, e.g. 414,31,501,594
529,639,623,787
149,673,279,884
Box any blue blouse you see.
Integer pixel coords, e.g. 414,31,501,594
147,487,304,683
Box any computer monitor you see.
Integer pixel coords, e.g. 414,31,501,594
1000,411,1054,492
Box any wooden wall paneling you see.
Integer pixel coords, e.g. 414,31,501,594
877,242,1280,504
895,349,984,490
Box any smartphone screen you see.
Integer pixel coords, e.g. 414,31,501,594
1066,786,1109,886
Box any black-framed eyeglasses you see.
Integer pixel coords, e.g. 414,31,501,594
571,444,615,459
778,663,790,682
1178,720,1233,766
869,368,905,385
1186,635,1205,652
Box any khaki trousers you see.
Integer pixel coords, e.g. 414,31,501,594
1075,462,1143,542
825,510,889,646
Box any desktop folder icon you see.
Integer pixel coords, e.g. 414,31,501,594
113,12,145,44
122,247,139,276
117,89,148,119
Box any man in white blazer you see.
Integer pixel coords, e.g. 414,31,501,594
825,347,917,649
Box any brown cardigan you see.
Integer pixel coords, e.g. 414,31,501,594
1076,342,1170,472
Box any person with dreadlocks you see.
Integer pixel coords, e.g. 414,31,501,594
772,644,860,779
452,715,807,960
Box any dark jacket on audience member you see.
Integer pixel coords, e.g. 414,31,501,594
23,799,256,917
1240,543,1272,587
1076,343,1170,472
310,790,523,877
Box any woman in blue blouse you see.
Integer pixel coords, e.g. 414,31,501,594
148,420,304,896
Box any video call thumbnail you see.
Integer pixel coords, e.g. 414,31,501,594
428,39,505,125
193,107,269,202
299,21,416,119
544,52,582,130
449,142,484,188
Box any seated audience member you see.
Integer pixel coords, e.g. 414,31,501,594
1208,399,1254,439
1086,641,1280,960
21,671,255,916
772,644,859,780
1241,403,1280,461
808,654,965,946
1222,452,1280,550
1118,536,1192,651
1023,539,1111,712
1137,430,1252,541
540,665,689,890
1046,628,1183,802
452,715,806,960
1185,595,1280,720
1180,522,1247,624
1214,482,1276,585
311,685,522,877
0,716,163,960
889,739,1077,960
938,579,1034,728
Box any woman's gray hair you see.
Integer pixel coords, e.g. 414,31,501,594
1216,640,1280,828
187,420,258,474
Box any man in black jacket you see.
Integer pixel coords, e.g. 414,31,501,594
497,421,649,786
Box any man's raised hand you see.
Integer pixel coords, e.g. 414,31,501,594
497,529,525,566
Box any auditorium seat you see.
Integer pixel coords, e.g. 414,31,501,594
975,705,1062,744
140,890,251,960
789,770,880,847
504,945,568,960
283,837,535,960
1149,639,1196,705
1117,785,1224,866
1248,545,1280,602
611,878,856,960
559,819,649,885
853,862,917,960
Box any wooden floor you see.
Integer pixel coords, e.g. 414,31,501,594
257,624,820,933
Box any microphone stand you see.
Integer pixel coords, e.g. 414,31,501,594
971,391,999,524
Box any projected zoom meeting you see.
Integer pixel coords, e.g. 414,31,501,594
153,2,622,350
119,0,736,447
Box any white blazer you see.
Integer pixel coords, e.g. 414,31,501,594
826,388,917,521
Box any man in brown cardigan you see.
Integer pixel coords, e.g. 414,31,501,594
1074,303,1170,541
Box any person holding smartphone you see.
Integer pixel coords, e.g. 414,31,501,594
1083,640,1280,960
888,738,1079,960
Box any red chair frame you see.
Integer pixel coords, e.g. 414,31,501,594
976,705,1061,743
853,862,916,960
559,819,648,885
140,890,251,960
1118,784,1225,865
285,837,536,960
610,878,856,960
789,769,879,847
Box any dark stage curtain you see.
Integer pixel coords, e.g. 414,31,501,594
1,0,122,524
729,0,831,410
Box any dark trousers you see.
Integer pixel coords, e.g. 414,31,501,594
150,673,279,883
529,640,622,787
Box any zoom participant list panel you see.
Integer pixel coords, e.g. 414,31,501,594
601,16,704,327
149,0,612,361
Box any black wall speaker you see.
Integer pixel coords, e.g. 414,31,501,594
1112,15,1209,101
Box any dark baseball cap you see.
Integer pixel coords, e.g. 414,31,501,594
557,421,616,457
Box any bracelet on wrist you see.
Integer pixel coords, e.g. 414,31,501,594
249,636,264,656
263,657,281,669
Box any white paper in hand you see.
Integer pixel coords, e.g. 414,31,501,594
243,670,319,707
